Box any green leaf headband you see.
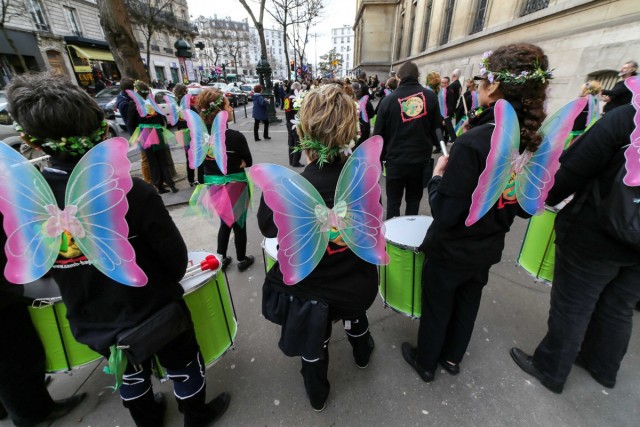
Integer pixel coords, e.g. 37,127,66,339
479,50,554,84
15,120,108,157
293,136,356,167
201,96,225,116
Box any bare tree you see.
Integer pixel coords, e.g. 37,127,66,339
266,0,303,82
219,22,250,76
96,0,148,81
125,0,174,80
287,0,323,77
238,0,269,85
0,0,28,72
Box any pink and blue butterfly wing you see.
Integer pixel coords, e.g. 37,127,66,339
163,95,180,126
438,89,447,117
335,136,389,265
182,109,210,169
249,164,327,285
359,95,369,123
0,142,60,283
146,93,165,117
623,76,640,186
210,111,228,175
180,93,192,112
65,137,147,286
471,91,479,110
585,94,600,129
125,89,147,118
466,99,519,226
516,97,588,215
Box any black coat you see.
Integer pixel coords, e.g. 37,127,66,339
602,79,633,113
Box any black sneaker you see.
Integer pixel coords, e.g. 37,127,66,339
185,392,231,427
171,187,179,193
353,334,375,369
264,136,271,140
238,255,255,272
158,187,170,194
221,256,232,271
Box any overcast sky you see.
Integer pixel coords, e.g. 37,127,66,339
186,0,356,66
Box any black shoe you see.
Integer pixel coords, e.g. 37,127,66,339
238,255,255,272
401,342,434,382
221,256,232,271
574,353,616,389
311,399,326,412
43,393,87,423
45,375,52,386
255,138,261,141
171,186,179,193
185,392,231,427
264,136,271,140
353,334,375,369
510,347,563,394
158,187,170,194
439,359,460,375
292,162,304,168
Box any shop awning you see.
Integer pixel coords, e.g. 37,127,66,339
68,45,114,62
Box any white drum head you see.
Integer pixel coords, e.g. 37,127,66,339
263,238,278,260
384,216,433,250
22,277,62,301
181,251,220,294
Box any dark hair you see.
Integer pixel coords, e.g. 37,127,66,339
487,43,549,152
254,84,263,93
397,61,419,80
386,77,399,90
120,77,134,92
7,71,104,152
356,83,369,99
173,83,187,100
358,71,367,81
134,80,150,98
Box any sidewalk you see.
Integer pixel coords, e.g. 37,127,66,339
4,111,638,427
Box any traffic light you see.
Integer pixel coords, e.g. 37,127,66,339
290,60,295,71
195,41,205,50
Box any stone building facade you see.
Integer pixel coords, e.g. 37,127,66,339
354,0,640,111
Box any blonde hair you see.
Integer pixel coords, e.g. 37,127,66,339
297,84,358,163
426,71,441,93
580,80,603,96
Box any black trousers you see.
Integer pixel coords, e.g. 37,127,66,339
385,162,425,219
145,146,174,190
443,117,457,143
183,145,204,184
217,222,247,260
287,128,301,166
254,120,269,140
533,243,640,386
416,259,490,371
0,302,54,426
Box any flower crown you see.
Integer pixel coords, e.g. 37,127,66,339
293,136,355,167
479,50,554,84
201,96,225,116
133,80,150,95
16,120,108,157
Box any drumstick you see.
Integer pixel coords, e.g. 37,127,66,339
435,128,449,157
185,255,220,274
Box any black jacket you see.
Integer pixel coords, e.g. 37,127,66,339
203,129,252,176
43,159,188,352
373,76,440,165
446,79,462,118
602,79,633,113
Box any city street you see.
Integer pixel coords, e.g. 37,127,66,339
2,105,638,427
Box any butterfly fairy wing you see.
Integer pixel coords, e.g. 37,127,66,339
180,93,192,112
248,164,327,285
585,94,600,130
438,89,447,117
182,108,210,169
471,91,479,110
359,95,369,123
64,137,147,286
466,99,520,226
209,110,228,175
0,142,60,283
334,135,389,265
623,76,640,186
125,89,163,117
163,95,180,126
515,97,588,215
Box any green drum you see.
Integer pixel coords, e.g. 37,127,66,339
181,252,237,366
261,238,278,274
379,216,433,319
24,279,103,373
517,208,557,284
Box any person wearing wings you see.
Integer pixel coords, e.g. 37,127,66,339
187,88,255,272
251,85,389,412
356,83,374,147
126,80,178,194
173,83,204,187
3,73,230,427
402,44,578,383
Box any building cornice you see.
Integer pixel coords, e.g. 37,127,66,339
354,0,400,29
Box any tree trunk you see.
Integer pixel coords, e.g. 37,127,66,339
96,0,147,82
0,26,28,72
146,34,152,81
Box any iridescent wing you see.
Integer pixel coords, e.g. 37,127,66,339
624,76,640,186
248,164,327,285
515,97,588,215
334,136,388,265
65,137,147,286
0,142,60,284
438,89,447,117
180,93,192,112
585,94,600,130
126,89,164,117
466,99,519,226
471,91,479,110
359,95,370,123
183,108,210,170
163,95,180,126
209,110,228,175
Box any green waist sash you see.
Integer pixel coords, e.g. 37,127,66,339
203,172,248,185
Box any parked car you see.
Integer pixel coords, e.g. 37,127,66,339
224,86,248,107
207,82,228,91
239,84,254,100
114,89,178,131
94,86,122,119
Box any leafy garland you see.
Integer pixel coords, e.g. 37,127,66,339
15,120,108,157
201,96,225,116
292,136,356,167
479,50,554,84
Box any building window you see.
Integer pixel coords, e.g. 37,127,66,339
395,9,405,61
470,0,489,34
406,0,417,56
440,0,455,45
63,6,82,37
521,0,549,16
420,0,433,51
28,0,49,31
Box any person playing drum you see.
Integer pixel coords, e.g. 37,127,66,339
402,44,553,382
4,72,230,427
255,84,383,411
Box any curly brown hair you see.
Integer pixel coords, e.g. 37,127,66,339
486,43,549,152
194,88,227,127
425,71,441,93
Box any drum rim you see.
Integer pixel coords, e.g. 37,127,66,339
383,215,432,249
181,251,222,294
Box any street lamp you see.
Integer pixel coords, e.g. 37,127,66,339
256,55,281,123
